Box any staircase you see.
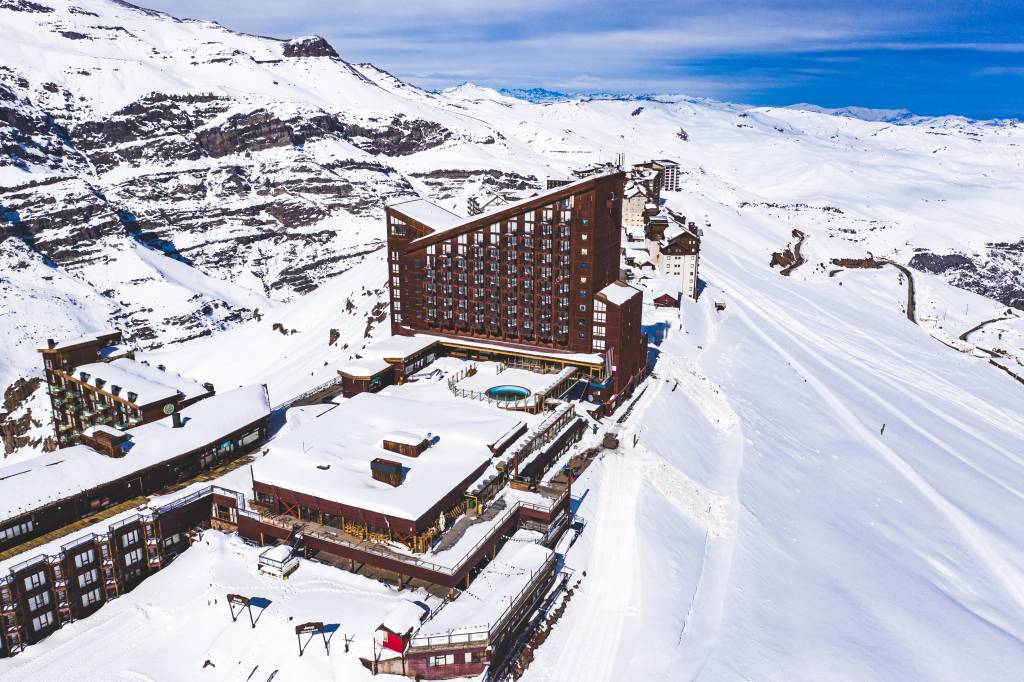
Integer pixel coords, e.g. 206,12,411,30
141,513,162,570
1,578,24,656
97,537,120,601
48,557,72,626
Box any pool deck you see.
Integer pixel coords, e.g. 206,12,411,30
455,363,556,397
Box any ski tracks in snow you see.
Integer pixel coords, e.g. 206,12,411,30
538,454,644,682
713,267,1024,626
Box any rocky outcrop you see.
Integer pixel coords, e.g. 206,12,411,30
909,243,1024,311
344,116,453,156
283,36,339,59
0,377,50,456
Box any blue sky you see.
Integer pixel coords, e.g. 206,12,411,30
142,0,1024,119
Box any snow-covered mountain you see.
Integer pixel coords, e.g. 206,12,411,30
1,3,1024,679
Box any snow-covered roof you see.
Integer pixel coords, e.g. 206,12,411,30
383,430,430,446
338,357,393,379
83,424,127,439
381,600,428,635
252,392,525,522
598,281,641,306
367,335,439,361
388,198,463,230
71,358,209,406
0,385,270,522
410,170,623,246
46,329,120,350
414,531,552,639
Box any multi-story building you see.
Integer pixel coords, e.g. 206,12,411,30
646,214,701,301
38,332,214,447
636,159,680,192
385,171,647,405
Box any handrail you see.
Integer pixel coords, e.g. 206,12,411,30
249,489,563,579
272,375,344,412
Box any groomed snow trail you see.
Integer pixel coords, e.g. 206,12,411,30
711,264,1024,627
537,453,643,682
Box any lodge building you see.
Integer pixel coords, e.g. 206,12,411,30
38,331,215,448
385,171,647,408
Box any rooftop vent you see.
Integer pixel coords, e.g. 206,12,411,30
172,413,182,428
94,377,106,389
203,382,215,393
371,458,403,487
47,338,56,349
79,371,90,382
111,385,121,396
126,391,138,403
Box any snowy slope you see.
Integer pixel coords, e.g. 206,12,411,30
2,2,1024,679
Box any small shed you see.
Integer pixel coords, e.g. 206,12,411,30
377,600,429,654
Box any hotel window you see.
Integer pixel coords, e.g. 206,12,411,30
28,592,50,612
544,207,553,222
458,233,467,245
74,549,96,568
77,569,98,588
122,530,140,547
560,196,574,209
490,223,500,236
24,570,46,591
391,263,400,274
594,339,605,350
442,241,452,254
81,588,102,608
1,519,33,542
594,299,606,311
389,221,407,236
31,611,54,633
427,244,436,255
393,302,401,312
593,325,606,337
125,548,144,567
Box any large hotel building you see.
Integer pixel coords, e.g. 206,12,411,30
384,171,646,406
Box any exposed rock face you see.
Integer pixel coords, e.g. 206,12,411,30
344,117,453,156
0,377,50,456
283,36,339,59
909,243,1024,311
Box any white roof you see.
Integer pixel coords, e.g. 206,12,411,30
415,531,552,638
338,356,393,378
410,170,622,245
367,335,439,360
381,600,428,635
388,198,463,230
598,281,641,306
383,430,430,446
72,358,209,406
252,392,525,522
0,385,270,522
83,424,127,439
50,329,120,349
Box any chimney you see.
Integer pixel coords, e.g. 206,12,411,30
111,385,121,396
172,413,183,428
95,378,106,389
79,371,90,382
157,364,165,372
47,338,56,349
126,391,138,403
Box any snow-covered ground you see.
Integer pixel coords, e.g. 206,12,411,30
2,0,1024,679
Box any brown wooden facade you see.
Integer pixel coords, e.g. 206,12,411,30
1,485,243,658
0,414,269,554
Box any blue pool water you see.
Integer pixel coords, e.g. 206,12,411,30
486,385,530,401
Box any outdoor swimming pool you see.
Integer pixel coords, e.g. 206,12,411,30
486,385,531,402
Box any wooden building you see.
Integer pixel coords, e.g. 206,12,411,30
38,331,215,447
1,485,245,658
0,386,271,554
384,172,647,411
